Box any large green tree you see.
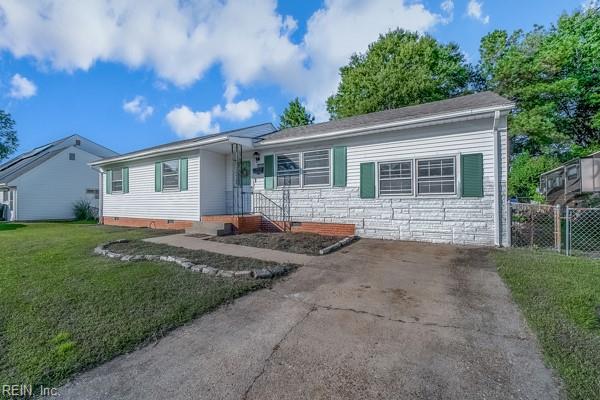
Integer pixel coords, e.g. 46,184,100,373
0,110,18,162
279,98,315,129
478,8,600,154
326,29,472,119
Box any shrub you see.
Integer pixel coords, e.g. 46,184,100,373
72,199,97,221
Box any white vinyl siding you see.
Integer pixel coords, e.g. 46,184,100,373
200,150,227,216
103,153,200,221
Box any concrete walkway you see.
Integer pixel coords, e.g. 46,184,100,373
144,233,317,265
55,239,561,400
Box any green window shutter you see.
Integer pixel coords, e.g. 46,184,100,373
360,162,376,198
179,158,188,191
105,170,112,194
461,153,484,197
155,162,162,192
333,146,347,187
241,160,251,186
122,167,129,193
264,155,274,190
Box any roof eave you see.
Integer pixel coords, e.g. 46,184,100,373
257,103,514,147
88,136,233,167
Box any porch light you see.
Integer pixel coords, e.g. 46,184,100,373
253,152,260,162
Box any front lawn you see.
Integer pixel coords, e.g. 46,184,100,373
0,222,268,395
494,249,600,400
208,232,344,255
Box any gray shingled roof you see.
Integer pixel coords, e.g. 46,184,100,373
260,92,513,142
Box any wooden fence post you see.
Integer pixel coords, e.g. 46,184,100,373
554,204,561,252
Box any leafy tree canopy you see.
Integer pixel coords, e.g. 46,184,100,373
508,153,560,201
0,110,18,162
326,29,472,119
279,98,315,129
478,8,600,154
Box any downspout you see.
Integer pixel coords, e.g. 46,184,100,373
94,166,104,225
492,111,502,247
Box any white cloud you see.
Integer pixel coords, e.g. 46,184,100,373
440,0,454,22
123,96,154,121
212,98,260,121
166,96,259,138
0,0,443,121
466,0,490,24
8,73,37,99
166,105,220,138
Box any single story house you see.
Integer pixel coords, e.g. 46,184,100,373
539,150,600,206
0,135,117,221
91,92,513,246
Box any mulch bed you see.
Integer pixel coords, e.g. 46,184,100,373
106,240,284,271
209,232,345,255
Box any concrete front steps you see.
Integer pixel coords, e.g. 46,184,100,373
185,221,233,236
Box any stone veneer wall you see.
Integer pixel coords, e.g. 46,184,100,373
255,179,504,246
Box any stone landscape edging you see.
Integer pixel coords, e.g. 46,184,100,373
319,236,357,255
94,239,291,279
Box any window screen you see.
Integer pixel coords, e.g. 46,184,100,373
303,149,330,186
379,161,412,195
277,153,300,187
162,160,180,190
111,169,123,192
417,158,456,194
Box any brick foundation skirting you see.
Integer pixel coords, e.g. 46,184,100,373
102,214,355,237
101,216,194,230
202,215,262,234
289,221,355,237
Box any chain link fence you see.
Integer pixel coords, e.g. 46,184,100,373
566,207,600,258
510,203,561,250
510,202,600,258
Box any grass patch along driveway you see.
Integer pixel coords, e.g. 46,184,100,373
495,249,600,400
208,232,344,255
0,222,268,396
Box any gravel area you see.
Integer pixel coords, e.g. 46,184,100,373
106,239,285,271
209,232,345,255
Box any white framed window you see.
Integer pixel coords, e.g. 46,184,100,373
277,153,300,187
303,149,330,186
417,157,456,195
162,160,180,190
379,160,412,196
111,169,123,193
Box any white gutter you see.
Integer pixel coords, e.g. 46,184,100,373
257,104,514,147
89,136,231,167
492,110,502,247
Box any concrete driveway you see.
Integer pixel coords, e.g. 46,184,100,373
56,240,562,399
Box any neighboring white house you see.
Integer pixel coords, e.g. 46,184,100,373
0,135,117,221
91,92,514,246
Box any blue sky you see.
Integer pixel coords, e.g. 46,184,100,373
0,0,586,156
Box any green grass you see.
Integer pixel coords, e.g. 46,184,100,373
0,222,268,396
494,249,600,399
107,239,286,271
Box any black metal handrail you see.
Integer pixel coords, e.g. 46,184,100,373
251,192,290,231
